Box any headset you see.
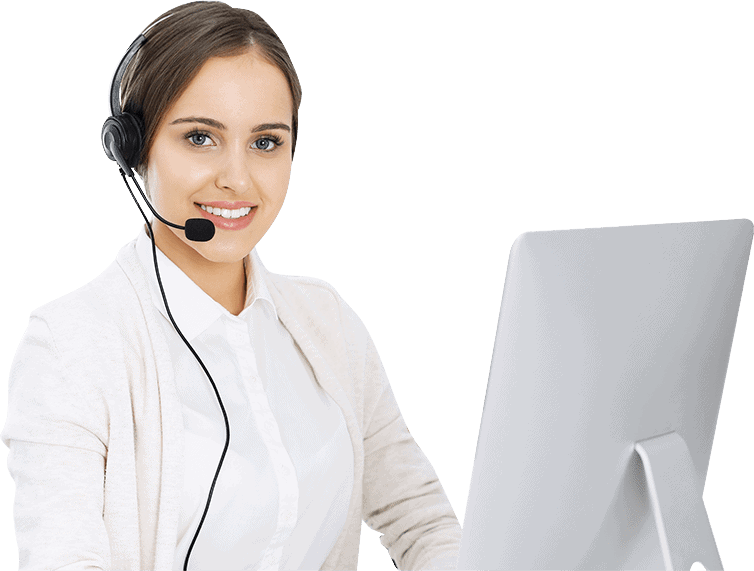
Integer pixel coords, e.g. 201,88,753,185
101,30,229,571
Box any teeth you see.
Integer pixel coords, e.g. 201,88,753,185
199,204,253,219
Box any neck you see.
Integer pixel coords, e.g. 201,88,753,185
150,221,247,316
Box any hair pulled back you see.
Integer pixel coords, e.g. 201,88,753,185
120,1,302,185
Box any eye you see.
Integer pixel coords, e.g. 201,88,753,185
185,130,214,147
252,135,284,152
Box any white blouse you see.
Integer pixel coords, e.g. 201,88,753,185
134,226,354,571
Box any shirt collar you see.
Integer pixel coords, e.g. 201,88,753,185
135,224,279,340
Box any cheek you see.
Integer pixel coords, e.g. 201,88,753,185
241,157,291,206
265,162,292,200
146,142,214,207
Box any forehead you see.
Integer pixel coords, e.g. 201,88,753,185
167,49,292,125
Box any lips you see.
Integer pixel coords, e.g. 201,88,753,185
195,203,256,231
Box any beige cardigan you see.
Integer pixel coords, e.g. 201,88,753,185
2,233,462,570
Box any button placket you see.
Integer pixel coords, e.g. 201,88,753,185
225,318,299,571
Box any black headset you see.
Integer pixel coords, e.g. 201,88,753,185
102,30,230,571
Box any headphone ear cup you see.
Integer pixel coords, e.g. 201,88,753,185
120,112,145,169
101,112,144,170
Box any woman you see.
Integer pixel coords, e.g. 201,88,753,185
1,2,462,570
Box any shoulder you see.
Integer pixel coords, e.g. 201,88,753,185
265,270,372,351
5,260,135,453
28,257,140,354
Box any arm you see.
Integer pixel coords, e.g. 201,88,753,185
360,332,462,570
2,316,111,570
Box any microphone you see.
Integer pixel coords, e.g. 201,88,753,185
183,218,216,242
118,167,215,242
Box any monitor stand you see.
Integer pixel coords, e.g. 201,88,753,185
634,431,723,571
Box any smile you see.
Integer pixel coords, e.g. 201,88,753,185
195,203,257,231
197,204,253,219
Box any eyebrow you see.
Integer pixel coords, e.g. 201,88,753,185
169,116,291,133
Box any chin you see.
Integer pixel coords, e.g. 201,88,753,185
191,240,253,264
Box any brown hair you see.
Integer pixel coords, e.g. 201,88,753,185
120,1,301,190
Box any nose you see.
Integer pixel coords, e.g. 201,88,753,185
215,142,254,194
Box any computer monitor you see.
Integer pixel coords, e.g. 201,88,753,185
457,218,752,571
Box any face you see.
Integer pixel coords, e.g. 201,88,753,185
146,48,293,272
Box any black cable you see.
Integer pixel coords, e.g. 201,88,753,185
119,169,231,570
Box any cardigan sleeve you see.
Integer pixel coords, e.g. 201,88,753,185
1,315,111,570
359,328,463,570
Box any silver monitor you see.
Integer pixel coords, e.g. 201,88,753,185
457,219,752,570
